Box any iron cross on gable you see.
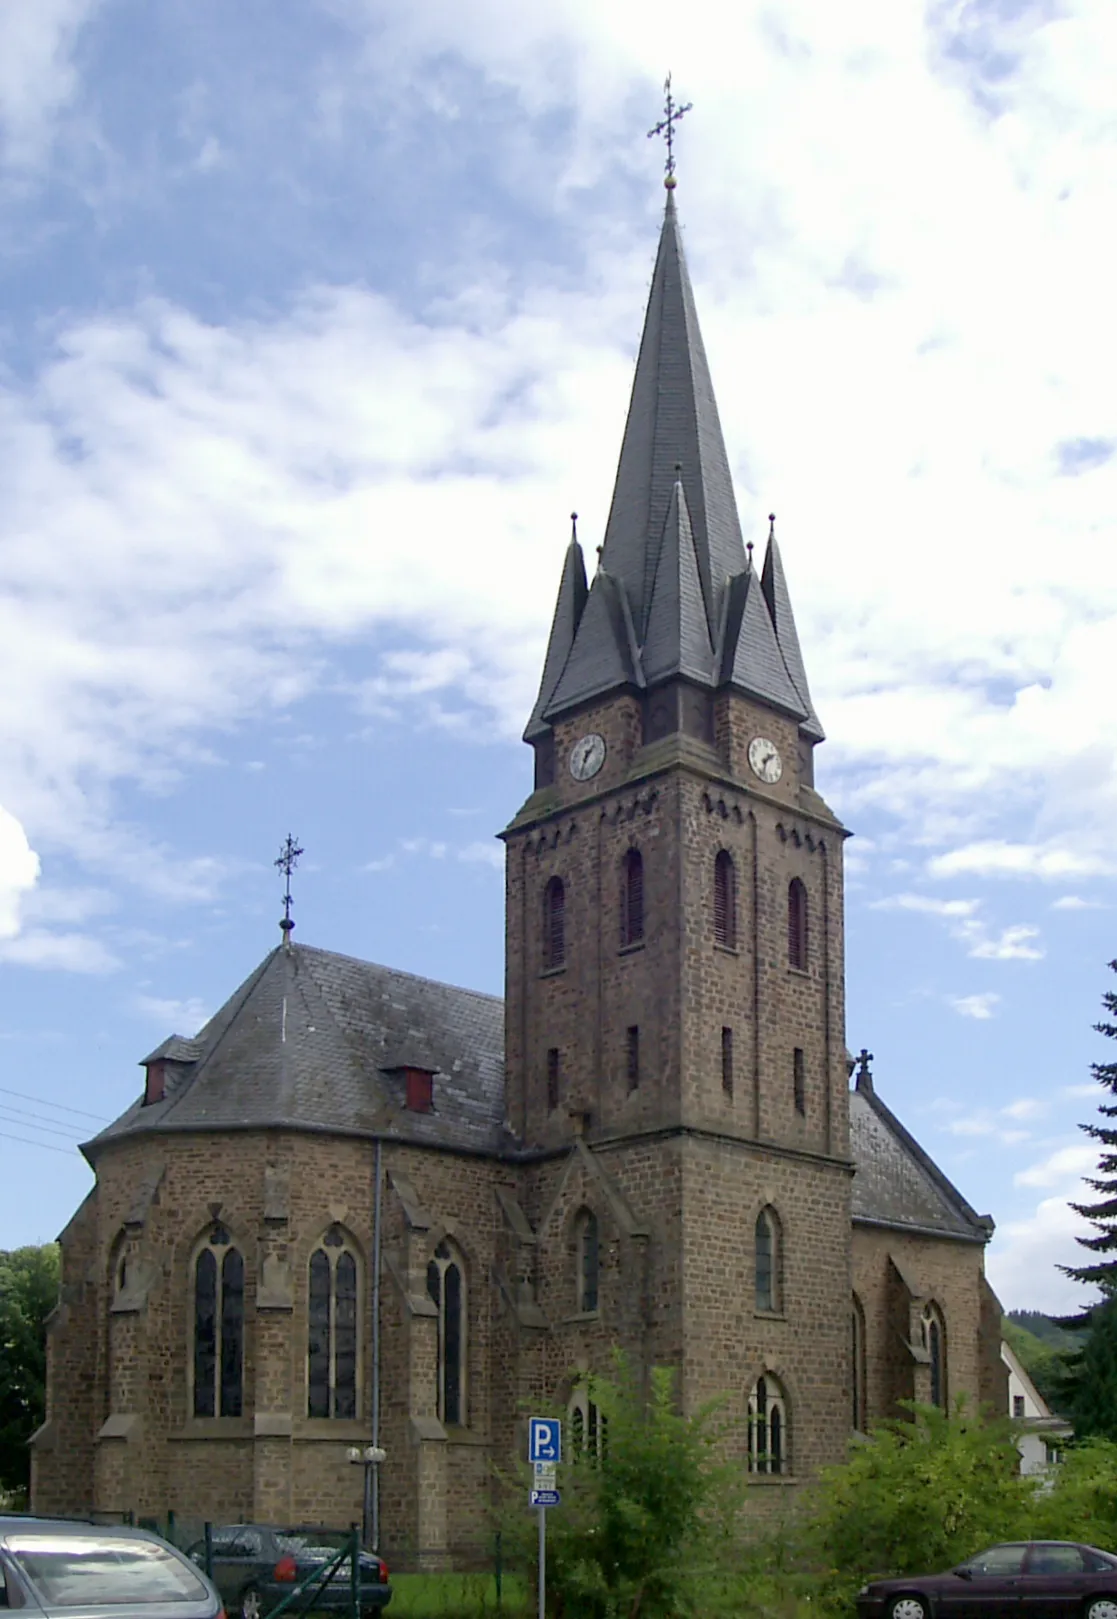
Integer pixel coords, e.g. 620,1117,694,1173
275,833,304,937
647,74,692,188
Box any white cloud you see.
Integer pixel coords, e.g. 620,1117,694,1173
872,893,979,918
0,928,118,973
0,805,40,939
965,923,1045,961
988,1193,1097,1314
458,840,504,872
873,891,1044,961
1015,1144,1097,1189
946,1111,1030,1145
950,992,1000,1020
1061,1083,1099,1100
133,994,209,1031
929,843,1115,882
1002,1098,1046,1122
0,0,98,169
1052,894,1107,910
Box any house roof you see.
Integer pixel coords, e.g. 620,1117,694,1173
90,941,991,1245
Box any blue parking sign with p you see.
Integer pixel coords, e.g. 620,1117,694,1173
529,1417,561,1464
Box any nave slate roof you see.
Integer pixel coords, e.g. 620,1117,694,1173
89,942,990,1242
528,191,822,738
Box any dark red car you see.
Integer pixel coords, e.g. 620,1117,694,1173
856,1542,1117,1619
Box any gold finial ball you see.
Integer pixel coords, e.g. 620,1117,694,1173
664,173,677,189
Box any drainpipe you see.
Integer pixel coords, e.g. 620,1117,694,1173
371,1138,384,1550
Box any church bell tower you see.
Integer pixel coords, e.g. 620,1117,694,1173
501,179,853,1471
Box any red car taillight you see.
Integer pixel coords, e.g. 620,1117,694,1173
273,1557,298,1582
378,1560,389,1582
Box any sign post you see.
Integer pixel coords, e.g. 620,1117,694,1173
528,1418,561,1619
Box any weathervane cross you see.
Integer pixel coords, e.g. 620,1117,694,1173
647,74,692,188
275,834,304,939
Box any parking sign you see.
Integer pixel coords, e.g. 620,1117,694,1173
528,1417,561,1464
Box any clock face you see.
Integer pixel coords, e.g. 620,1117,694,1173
569,733,606,782
747,736,783,785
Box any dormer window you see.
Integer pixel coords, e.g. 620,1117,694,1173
405,1067,435,1114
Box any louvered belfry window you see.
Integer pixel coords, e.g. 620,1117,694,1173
546,1047,560,1111
714,850,736,948
788,879,808,970
543,877,566,969
620,849,644,947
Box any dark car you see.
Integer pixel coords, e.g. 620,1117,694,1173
187,1526,390,1619
0,1516,223,1619
857,1541,1117,1619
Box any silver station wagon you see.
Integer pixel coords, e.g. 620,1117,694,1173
0,1519,223,1619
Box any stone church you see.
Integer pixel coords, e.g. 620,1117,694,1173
33,186,1006,1559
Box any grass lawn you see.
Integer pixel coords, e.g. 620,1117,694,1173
388,1571,529,1617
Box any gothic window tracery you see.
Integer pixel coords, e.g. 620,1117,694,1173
569,1382,607,1459
192,1224,244,1418
714,850,736,948
543,877,566,969
426,1239,466,1426
747,1374,788,1475
788,879,808,970
620,849,644,947
922,1303,946,1408
307,1224,359,1419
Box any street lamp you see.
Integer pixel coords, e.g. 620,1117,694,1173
347,1446,387,1549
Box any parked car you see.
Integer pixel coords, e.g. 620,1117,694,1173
857,1541,1117,1619
0,1516,223,1618
186,1526,391,1619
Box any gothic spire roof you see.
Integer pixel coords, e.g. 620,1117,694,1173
761,523,825,742
523,520,589,741
534,191,816,731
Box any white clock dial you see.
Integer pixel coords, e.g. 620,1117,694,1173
747,736,783,785
569,733,606,782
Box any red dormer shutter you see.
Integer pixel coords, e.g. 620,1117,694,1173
405,1068,434,1113
144,1060,166,1106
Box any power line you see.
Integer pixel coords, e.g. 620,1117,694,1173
0,1085,109,1123
0,1109,88,1142
0,1129,79,1158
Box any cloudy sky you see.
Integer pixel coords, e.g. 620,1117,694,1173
1,0,1115,1313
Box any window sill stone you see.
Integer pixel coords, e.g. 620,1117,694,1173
714,942,739,957
617,941,645,957
747,1472,797,1486
540,965,566,979
788,965,810,979
753,1309,787,1323
294,1418,374,1441
561,1309,601,1325
172,1417,253,1441
444,1425,487,1446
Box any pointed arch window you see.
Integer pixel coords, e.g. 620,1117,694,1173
192,1224,243,1418
788,879,808,970
714,850,736,949
426,1240,466,1426
569,1382,607,1460
755,1208,780,1314
852,1294,867,1432
748,1374,788,1475
576,1209,599,1313
922,1303,946,1409
543,877,566,970
620,849,644,948
307,1224,359,1419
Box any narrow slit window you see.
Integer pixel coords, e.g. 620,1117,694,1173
788,879,808,970
546,1047,560,1112
793,1048,805,1115
577,1210,599,1313
755,1208,778,1313
620,849,644,947
544,877,566,969
714,851,736,948
626,1025,640,1091
722,1027,733,1097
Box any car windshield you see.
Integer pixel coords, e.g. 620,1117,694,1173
4,1535,208,1606
275,1532,350,1558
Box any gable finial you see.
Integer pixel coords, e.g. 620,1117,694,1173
768,512,776,542
746,540,754,567
855,1048,875,1092
647,74,692,190
570,511,579,544
275,834,304,945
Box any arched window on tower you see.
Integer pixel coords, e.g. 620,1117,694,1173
192,1224,244,1418
307,1224,359,1419
788,879,808,970
543,877,566,969
620,848,644,948
569,1380,607,1460
714,850,736,949
427,1240,467,1426
747,1374,788,1475
754,1207,780,1313
576,1208,600,1313
922,1303,947,1408
852,1294,867,1432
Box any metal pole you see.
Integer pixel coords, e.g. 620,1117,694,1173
371,1139,383,1550
362,1463,372,1550
204,1523,213,1582
349,1525,359,1619
537,1506,545,1619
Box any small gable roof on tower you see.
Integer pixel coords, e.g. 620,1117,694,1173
529,189,817,735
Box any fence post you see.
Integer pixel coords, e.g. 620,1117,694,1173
204,1523,214,1582
167,1510,176,1546
494,1530,503,1610
349,1524,360,1619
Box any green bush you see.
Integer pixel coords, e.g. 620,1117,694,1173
1030,1438,1117,1549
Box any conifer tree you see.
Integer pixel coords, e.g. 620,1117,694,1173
1061,960,1117,1314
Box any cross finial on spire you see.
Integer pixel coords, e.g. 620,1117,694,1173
647,74,692,190
275,834,303,944
856,1048,874,1092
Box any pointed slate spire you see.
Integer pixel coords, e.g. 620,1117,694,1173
717,553,806,717
524,515,589,741
600,189,746,641
543,566,643,719
761,515,824,741
641,473,714,687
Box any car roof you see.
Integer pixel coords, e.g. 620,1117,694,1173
0,1518,169,1542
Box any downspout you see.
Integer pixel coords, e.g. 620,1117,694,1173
371,1138,384,1550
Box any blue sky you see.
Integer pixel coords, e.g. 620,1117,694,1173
1,0,1116,1312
